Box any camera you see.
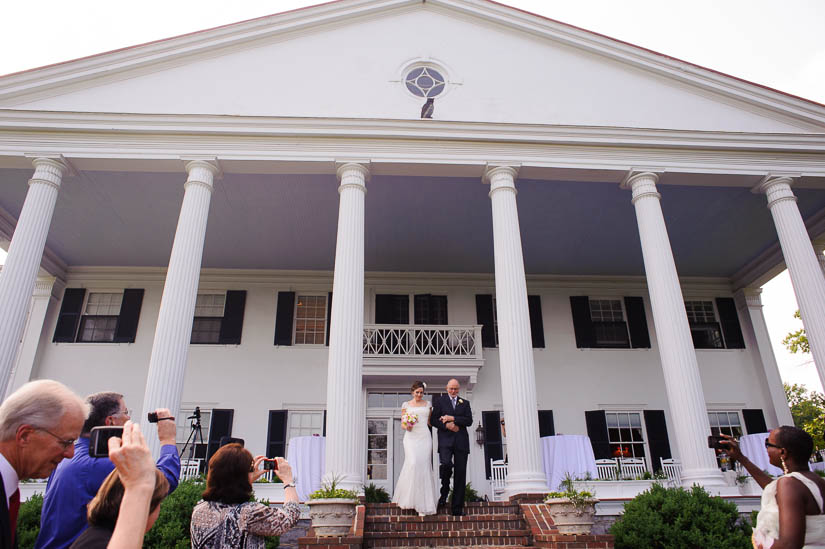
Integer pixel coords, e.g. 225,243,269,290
263,459,278,471
707,435,727,450
89,426,124,458
147,412,158,423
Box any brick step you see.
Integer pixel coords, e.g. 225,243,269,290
363,533,531,548
366,514,526,532
366,503,521,517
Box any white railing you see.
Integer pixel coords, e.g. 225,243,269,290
363,324,483,360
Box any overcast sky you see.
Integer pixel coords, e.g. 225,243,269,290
1,0,823,391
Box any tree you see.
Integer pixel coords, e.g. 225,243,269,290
783,382,825,450
783,310,809,354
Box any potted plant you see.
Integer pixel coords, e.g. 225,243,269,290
544,476,599,535
307,477,360,537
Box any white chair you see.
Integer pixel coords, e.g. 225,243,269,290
490,459,508,501
180,458,202,480
660,457,682,485
595,458,619,480
619,457,647,479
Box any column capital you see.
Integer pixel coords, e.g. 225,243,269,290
734,287,763,309
483,165,519,197
620,171,661,204
336,161,371,180
32,276,56,298
753,176,797,208
28,157,70,190
183,160,220,192
336,162,370,195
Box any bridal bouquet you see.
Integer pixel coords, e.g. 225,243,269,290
401,410,419,429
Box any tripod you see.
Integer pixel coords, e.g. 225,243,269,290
179,407,205,467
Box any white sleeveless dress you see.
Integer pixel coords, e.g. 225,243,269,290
391,401,437,515
753,471,825,548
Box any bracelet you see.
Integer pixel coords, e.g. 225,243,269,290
283,483,296,489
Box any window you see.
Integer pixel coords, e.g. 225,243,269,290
294,295,328,345
366,419,388,480
176,407,211,458
589,299,630,348
404,66,446,98
367,392,432,408
77,292,123,342
685,301,724,349
286,411,324,452
190,291,247,345
708,411,743,438
606,412,647,461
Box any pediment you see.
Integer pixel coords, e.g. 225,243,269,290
1,0,823,133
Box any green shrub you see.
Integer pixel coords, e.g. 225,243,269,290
309,476,359,500
609,483,751,549
448,482,482,504
17,492,44,548
363,483,390,503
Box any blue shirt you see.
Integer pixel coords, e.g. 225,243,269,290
35,437,180,549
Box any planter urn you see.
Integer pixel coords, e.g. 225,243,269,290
307,498,358,537
544,498,598,535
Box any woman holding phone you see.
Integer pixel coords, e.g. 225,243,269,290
190,444,300,548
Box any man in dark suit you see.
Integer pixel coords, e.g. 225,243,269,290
431,378,473,516
0,380,88,549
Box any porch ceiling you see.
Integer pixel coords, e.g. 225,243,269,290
1,167,825,278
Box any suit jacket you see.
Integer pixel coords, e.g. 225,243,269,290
431,395,473,453
0,470,17,549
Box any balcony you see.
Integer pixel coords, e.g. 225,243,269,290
362,324,484,385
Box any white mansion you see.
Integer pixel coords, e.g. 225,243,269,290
1,0,824,499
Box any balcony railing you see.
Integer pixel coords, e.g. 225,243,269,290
363,324,483,361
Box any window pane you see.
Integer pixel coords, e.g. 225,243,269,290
77,316,118,342
191,318,221,344
295,294,327,345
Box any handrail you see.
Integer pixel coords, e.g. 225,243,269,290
363,324,482,360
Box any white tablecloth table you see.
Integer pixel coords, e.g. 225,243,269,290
739,432,783,477
540,435,598,491
286,435,326,501
811,462,825,472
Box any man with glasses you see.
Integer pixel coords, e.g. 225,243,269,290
36,392,180,549
0,380,88,549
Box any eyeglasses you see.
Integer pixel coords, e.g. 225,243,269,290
113,408,132,418
38,428,76,450
764,440,783,450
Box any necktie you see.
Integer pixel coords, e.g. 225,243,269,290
451,397,456,410
8,489,19,543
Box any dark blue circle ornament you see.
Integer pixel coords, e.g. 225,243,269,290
405,67,446,98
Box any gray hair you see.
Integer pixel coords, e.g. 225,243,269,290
82,392,124,435
0,380,89,441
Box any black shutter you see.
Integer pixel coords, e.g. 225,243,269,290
325,292,333,346
113,289,144,343
475,294,496,348
528,295,545,349
206,409,234,466
219,290,246,345
274,292,295,346
538,410,555,437
266,410,289,458
742,409,768,434
624,296,651,349
53,288,86,343
570,296,595,349
643,410,672,472
323,410,327,437
585,410,611,459
482,411,503,479
716,298,745,349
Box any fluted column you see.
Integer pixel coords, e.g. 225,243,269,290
5,277,56,398
0,157,66,393
484,165,548,495
734,289,794,426
756,177,825,392
622,172,724,487
323,162,368,492
141,160,218,455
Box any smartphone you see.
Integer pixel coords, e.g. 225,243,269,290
89,426,124,458
707,435,727,450
263,459,278,471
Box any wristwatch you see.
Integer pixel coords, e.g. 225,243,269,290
283,483,296,489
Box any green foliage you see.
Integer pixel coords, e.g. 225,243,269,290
363,483,390,503
609,483,751,549
447,482,483,504
143,477,204,549
17,492,44,549
309,476,359,500
784,382,825,450
544,475,596,509
783,311,810,354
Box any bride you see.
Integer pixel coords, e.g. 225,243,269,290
392,380,437,516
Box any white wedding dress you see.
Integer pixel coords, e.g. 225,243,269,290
391,401,437,515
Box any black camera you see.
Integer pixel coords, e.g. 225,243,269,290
147,412,158,423
89,426,124,458
707,435,728,450
263,459,278,471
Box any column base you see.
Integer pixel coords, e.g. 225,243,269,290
680,467,727,488
505,471,551,497
321,472,364,495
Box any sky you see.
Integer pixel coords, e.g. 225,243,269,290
0,0,824,392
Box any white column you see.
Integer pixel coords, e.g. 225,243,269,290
484,165,548,495
622,172,724,487
6,277,56,398
735,288,794,426
323,162,368,492
141,160,218,456
0,157,66,393
756,177,825,392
